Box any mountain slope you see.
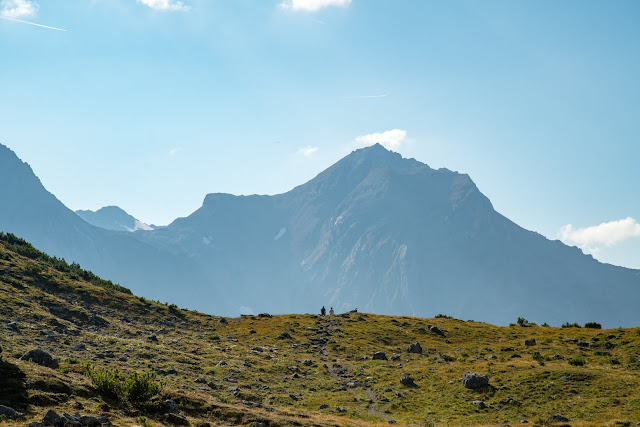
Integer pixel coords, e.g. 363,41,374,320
76,206,153,232
0,144,219,313
138,144,640,326
1,236,640,426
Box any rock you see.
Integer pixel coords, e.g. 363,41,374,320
278,331,292,339
20,349,59,369
217,360,227,366
550,415,570,422
249,329,256,334
471,400,486,409
303,359,312,366
219,318,228,325
462,372,489,389
258,313,272,318
372,351,388,360
6,321,18,331
165,413,189,426
391,354,401,361
319,404,329,409
400,375,415,386
42,409,62,426
78,415,102,426
62,413,82,426
336,407,346,413
164,399,179,413
156,328,169,334
407,342,423,354
251,346,264,352
488,354,497,359
524,339,536,346
73,343,86,351
0,405,25,420
428,325,445,336
147,334,158,342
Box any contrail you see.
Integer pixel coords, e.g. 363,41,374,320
345,94,388,99
311,18,326,25
0,16,66,32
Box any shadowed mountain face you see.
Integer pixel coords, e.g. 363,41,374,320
0,144,218,312
76,206,153,232
136,144,640,326
1,143,639,326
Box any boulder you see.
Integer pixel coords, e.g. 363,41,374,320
372,351,388,360
42,409,62,426
20,349,59,369
462,372,489,389
525,339,536,346
407,342,423,354
400,375,415,386
0,405,25,420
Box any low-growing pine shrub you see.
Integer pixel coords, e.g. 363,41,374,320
435,314,452,319
562,322,581,328
85,364,160,404
584,322,602,329
568,356,586,366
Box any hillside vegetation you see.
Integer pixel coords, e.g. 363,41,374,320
1,234,640,426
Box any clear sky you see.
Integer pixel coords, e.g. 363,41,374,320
1,0,639,268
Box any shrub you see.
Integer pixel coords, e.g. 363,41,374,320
85,364,160,404
435,314,452,319
134,416,149,426
541,322,549,327
568,357,586,366
562,322,581,328
440,354,456,362
584,322,602,329
517,317,529,326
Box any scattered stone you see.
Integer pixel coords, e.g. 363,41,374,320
335,386,347,391
577,341,591,348
407,342,423,354
319,404,329,409
6,321,18,331
195,378,207,384
249,329,257,334
391,354,401,361
488,354,497,359
0,405,25,420
524,339,536,346
251,346,264,352
73,343,86,351
217,360,227,366
147,334,158,342
336,407,346,413
303,359,312,366
471,400,486,409
20,349,59,369
462,372,489,389
219,318,228,325
500,347,515,352
278,331,292,339
428,325,445,336
400,375,415,386
165,413,189,426
372,351,388,360
42,409,62,426
550,415,570,422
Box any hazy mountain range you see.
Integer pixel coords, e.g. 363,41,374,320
76,206,154,232
1,143,638,326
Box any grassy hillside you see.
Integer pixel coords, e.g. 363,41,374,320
1,233,640,426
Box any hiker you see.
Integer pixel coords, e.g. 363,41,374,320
321,306,326,316
329,307,334,315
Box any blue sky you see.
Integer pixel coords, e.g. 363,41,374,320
1,0,639,268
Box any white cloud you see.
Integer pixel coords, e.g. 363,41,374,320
296,146,319,157
137,0,190,11
280,0,351,12
168,147,183,156
558,217,640,255
354,129,408,151
0,0,39,18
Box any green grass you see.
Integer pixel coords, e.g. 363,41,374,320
1,236,640,426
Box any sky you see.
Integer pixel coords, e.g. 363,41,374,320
1,0,639,268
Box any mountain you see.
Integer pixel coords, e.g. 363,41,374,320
136,143,640,326
0,144,218,312
2,235,640,425
76,206,153,232
2,142,639,326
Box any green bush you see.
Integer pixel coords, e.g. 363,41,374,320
517,317,529,326
584,322,602,329
85,364,160,404
562,322,581,328
568,356,586,366
435,314,452,319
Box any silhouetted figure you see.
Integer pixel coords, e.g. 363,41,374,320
329,307,334,315
321,306,326,316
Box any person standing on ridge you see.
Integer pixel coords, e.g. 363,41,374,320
321,306,326,316
329,307,334,315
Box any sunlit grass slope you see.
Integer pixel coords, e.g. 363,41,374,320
1,233,639,426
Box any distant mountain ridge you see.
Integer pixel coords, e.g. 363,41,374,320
1,142,639,326
76,206,153,232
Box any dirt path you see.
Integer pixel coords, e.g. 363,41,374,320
315,318,397,424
